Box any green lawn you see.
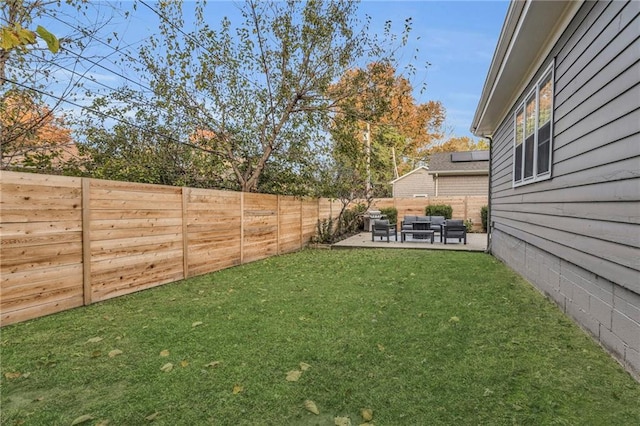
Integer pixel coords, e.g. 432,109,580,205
1,249,639,425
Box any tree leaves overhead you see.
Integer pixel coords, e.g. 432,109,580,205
116,0,413,193
328,63,445,196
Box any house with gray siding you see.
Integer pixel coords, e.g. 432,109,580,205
391,151,489,197
472,0,639,379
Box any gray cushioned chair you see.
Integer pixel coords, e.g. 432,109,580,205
372,219,397,242
443,219,467,244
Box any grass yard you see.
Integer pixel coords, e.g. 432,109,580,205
1,249,639,425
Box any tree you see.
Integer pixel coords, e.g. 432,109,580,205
0,89,77,172
0,1,59,85
430,136,489,153
85,0,413,193
328,63,445,197
1,1,116,173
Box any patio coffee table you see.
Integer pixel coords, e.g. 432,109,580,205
400,229,434,243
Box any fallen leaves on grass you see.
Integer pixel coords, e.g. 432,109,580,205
4,372,21,379
159,350,170,357
334,416,351,426
449,316,460,323
86,337,103,343
361,408,373,422
192,321,203,328
180,360,189,368
160,363,173,373
71,414,94,425
205,361,221,368
304,400,319,415
232,384,244,394
145,412,159,421
286,370,302,382
286,362,311,382
108,349,123,358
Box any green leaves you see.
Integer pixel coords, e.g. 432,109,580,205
35,26,60,53
0,24,59,53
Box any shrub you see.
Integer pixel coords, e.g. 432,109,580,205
312,203,367,244
312,217,335,244
464,218,473,233
380,207,398,225
426,204,452,219
481,205,488,232
339,203,367,234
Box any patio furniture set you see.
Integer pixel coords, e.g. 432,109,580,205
371,215,467,244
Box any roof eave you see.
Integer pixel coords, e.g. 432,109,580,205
428,170,489,176
471,0,582,137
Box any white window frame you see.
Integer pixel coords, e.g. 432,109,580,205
512,61,554,187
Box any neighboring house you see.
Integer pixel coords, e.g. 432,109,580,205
390,166,433,197
427,151,489,197
472,0,639,378
390,151,489,197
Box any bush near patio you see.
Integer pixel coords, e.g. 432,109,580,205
2,249,638,425
425,204,452,219
379,207,397,225
481,205,488,232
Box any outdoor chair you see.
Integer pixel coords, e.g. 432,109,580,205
443,219,467,244
372,219,397,242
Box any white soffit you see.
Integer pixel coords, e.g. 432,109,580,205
471,0,581,137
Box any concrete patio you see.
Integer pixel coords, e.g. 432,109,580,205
332,231,488,252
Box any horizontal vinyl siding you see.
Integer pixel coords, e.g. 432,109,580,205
392,170,434,197
436,175,488,197
490,0,640,294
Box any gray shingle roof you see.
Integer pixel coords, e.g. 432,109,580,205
428,150,489,173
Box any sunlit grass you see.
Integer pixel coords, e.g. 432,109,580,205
1,249,639,425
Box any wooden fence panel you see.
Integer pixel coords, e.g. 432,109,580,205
279,196,302,254
89,179,184,303
0,172,84,325
186,188,242,277
243,193,278,263
301,198,319,242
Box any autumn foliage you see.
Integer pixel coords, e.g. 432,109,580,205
0,90,78,170
328,63,446,192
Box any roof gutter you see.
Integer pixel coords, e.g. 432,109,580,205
427,169,489,176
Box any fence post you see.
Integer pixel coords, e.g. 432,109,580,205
182,187,189,279
277,195,281,255
300,198,304,249
81,178,92,306
240,192,245,264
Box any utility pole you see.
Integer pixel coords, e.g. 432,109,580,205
365,122,371,198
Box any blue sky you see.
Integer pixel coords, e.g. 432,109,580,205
44,0,509,140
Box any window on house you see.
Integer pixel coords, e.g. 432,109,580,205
513,63,554,186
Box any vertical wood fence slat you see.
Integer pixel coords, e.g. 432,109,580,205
182,187,189,279
299,199,303,248
82,178,92,306
277,195,281,255
240,192,245,264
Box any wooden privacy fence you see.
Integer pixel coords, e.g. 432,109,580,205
0,171,339,326
370,196,487,232
0,171,487,326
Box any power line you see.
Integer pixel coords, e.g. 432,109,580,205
1,76,220,158
40,7,226,132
